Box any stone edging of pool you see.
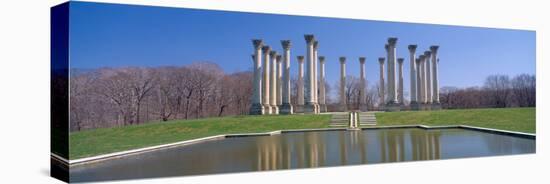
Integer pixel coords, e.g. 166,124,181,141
56,125,535,167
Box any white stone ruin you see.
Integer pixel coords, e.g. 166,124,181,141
249,35,441,115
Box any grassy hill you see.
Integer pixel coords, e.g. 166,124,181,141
375,107,535,133
69,107,535,160
69,114,331,159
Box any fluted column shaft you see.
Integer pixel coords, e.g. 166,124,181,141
276,55,283,106
415,58,422,104
297,56,305,106
339,57,347,111
359,57,368,111
388,38,398,104
269,51,279,114
313,41,319,109
280,40,293,114
378,58,386,106
408,45,418,104
319,56,327,112
424,51,432,104
397,58,404,104
250,40,264,115
304,35,317,114
385,44,391,103
430,46,440,104
262,46,272,114
420,55,428,103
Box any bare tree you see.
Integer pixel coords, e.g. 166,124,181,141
152,67,180,121
94,69,133,125
511,74,536,107
126,68,155,124
484,75,512,108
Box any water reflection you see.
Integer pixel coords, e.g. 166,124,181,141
71,128,535,183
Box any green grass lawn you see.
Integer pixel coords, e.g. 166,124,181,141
375,107,535,134
69,114,331,159
70,107,535,160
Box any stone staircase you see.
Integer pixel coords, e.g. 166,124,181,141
329,112,350,127
358,112,380,126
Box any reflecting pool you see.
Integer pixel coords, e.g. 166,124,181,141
70,128,535,182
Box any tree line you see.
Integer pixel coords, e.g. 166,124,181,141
440,74,535,109
69,61,535,131
69,62,253,131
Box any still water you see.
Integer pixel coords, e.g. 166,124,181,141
71,128,535,182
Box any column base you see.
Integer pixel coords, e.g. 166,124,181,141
410,102,421,111
263,105,272,114
359,104,368,112
319,104,328,113
271,105,279,115
385,102,401,112
378,104,385,111
315,104,320,114
339,104,348,112
249,103,265,115
425,103,432,110
431,103,442,110
418,103,431,110
279,103,294,115
303,102,317,114
294,104,304,113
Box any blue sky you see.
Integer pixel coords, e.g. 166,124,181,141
69,1,535,94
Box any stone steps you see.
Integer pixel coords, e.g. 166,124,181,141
358,112,378,126
329,112,350,127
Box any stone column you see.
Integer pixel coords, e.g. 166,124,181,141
280,40,293,114
408,45,418,107
249,40,264,115
304,34,318,114
318,56,327,112
424,51,432,105
420,55,428,104
359,57,368,111
430,46,440,106
339,57,347,112
261,46,272,114
388,38,398,105
415,58,422,106
397,58,404,104
384,44,391,104
269,50,279,114
276,55,283,107
313,41,320,113
296,56,305,113
386,37,400,111
378,57,386,108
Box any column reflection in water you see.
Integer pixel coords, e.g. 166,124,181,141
71,128,533,182
254,129,443,170
255,132,328,170
408,128,441,161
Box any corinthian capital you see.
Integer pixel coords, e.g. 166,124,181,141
339,57,346,64
304,34,315,44
430,45,439,54
297,56,304,63
281,40,291,50
318,56,325,63
359,57,366,64
388,37,398,46
269,50,277,57
397,58,404,64
252,39,263,50
424,51,431,57
408,44,417,52
378,57,385,64
261,46,271,53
